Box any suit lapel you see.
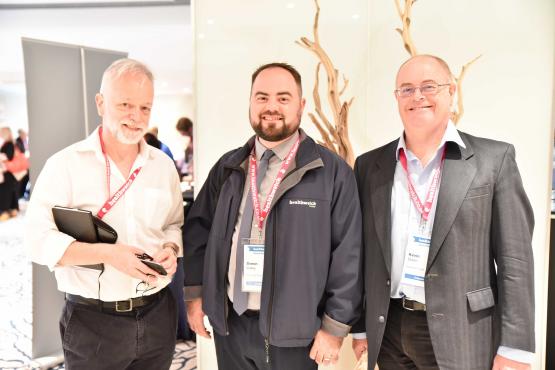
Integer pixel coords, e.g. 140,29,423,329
370,141,398,274
426,138,476,271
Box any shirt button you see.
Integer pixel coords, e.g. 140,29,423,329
386,279,390,286
378,315,385,323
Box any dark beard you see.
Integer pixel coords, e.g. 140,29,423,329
251,119,300,142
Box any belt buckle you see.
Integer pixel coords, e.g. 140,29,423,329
402,296,415,311
115,299,133,312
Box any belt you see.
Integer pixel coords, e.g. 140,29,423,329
66,289,163,313
392,297,426,312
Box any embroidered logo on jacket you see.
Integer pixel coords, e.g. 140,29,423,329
289,199,317,208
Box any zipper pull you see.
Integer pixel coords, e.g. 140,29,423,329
265,338,270,363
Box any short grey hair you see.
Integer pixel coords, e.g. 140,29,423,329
99,58,154,93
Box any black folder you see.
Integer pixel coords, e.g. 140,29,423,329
52,206,118,270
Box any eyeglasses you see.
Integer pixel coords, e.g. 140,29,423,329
136,280,156,296
395,82,450,98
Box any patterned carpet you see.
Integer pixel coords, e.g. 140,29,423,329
0,205,197,370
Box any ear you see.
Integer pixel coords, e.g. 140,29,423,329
299,98,307,115
448,82,457,97
95,93,104,116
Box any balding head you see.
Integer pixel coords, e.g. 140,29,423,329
396,54,453,87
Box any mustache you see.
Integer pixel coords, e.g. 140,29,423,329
120,119,142,128
259,111,284,120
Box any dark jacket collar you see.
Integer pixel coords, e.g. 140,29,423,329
222,128,321,171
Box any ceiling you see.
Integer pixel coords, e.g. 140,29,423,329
0,2,192,95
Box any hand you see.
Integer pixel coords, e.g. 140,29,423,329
309,329,343,366
352,338,368,360
151,247,178,275
492,355,531,370
186,298,211,339
104,244,160,283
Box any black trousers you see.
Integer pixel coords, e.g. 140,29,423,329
214,308,317,370
59,288,177,370
377,299,439,370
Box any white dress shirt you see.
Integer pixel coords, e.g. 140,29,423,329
26,127,184,301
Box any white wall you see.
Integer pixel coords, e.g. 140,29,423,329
0,85,28,134
194,0,554,369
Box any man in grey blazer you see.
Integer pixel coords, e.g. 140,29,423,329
351,55,535,370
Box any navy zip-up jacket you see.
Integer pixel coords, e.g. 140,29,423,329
183,131,363,347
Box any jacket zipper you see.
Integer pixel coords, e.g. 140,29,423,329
222,166,246,336
265,207,278,363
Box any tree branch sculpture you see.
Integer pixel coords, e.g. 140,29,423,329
296,0,355,167
395,0,481,125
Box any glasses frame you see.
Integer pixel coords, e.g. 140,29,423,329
394,82,451,98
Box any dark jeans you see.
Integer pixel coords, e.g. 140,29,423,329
214,307,317,370
377,299,439,370
59,288,177,370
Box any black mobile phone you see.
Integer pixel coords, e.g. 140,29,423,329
140,259,168,276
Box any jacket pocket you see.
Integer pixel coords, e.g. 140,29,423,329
465,184,490,199
466,287,495,312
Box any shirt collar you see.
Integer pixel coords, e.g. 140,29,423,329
255,129,300,161
395,120,466,161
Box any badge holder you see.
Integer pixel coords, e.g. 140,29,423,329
240,237,265,293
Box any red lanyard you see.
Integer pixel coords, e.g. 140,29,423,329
96,126,142,219
249,137,300,231
398,147,445,221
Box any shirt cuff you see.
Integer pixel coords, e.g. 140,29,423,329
163,231,183,257
497,346,535,364
352,332,367,339
184,285,202,301
38,232,76,270
321,313,351,337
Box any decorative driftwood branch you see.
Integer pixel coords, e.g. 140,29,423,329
296,0,355,167
395,0,418,56
452,54,481,124
394,0,480,125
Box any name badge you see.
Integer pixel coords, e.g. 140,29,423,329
241,239,265,293
400,234,431,289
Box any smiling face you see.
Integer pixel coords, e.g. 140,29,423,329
395,56,455,137
249,67,305,143
95,72,154,145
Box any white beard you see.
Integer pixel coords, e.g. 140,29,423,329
105,120,145,145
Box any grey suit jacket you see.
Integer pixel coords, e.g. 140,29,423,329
354,131,535,369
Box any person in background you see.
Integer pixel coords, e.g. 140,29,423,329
175,117,193,179
15,129,30,200
148,126,174,160
0,126,21,220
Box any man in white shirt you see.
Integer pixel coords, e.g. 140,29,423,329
26,58,184,370
352,55,534,370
